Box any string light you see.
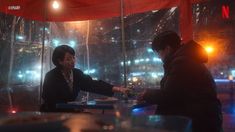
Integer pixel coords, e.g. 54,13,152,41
52,1,60,10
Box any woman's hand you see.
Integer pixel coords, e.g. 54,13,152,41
112,86,130,94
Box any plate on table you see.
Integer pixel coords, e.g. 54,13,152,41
0,112,71,132
94,97,118,104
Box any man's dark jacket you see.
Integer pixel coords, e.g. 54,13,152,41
144,41,222,132
41,68,113,111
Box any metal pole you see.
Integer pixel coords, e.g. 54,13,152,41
39,23,46,105
7,16,17,110
85,20,90,102
120,0,127,87
39,0,47,105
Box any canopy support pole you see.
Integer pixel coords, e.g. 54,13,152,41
7,16,16,110
86,20,90,102
39,0,47,105
120,0,127,87
39,23,46,105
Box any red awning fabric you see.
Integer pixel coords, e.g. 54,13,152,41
0,0,203,21
0,0,205,42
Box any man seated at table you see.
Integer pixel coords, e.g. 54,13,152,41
138,31,222,132
41,45,127,112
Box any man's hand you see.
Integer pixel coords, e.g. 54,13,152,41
137,89,147,104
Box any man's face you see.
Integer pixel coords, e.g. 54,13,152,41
156,46,171,62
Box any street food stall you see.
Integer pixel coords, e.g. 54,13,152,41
0,0,234,131
0,0,200,110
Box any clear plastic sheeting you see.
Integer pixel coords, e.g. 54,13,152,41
0,8,179,112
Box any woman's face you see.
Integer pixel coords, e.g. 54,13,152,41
59,52,75,71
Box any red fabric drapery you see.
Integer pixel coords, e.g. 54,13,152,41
0,0,204,41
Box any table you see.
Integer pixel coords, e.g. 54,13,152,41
56,100,156,115
0,112,192,132
56,101,114,114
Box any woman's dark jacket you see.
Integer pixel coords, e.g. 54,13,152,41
144,41,222,132
41,68,113,111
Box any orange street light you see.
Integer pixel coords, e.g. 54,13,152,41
205,46,214,54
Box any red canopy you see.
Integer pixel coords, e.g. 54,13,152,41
0,0,204,42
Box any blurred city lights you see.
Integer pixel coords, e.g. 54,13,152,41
132,108,143,113
69,40,76,48
17,64,41,82
34,73,41,79
17,71,23,78
11,110,16,114
157,72,164,76
147,48,153,53
36,65,41,70
134,59,140,64
148,115,161,122
115,111,121,117
90,69,96,74
228,75,233,81
153,57,162,62
152,10,158,13
18,74,23,78
145,58,150,62
151,73,158,78
133,40,137,44
66,21,88,32
121,57,163,66
214,79,235,83
52,1,60,10
52,39,60,47
130,72,145,76
231,70,235,77
127,60,131,65
87,101,96,105
16,35,24,40
132,77,138,82
84,69,96,74
18,48,23,52
114,26,120,29
8,108,18,114
45,40,49,45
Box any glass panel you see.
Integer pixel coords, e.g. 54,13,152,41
0,14,44,112
124,8,179,89
192,1,235,113
48,19,123,100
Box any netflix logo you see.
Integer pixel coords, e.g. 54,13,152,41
222,5,230,19
221,0,234,19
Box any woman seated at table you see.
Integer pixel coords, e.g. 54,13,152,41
41,45,127,112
